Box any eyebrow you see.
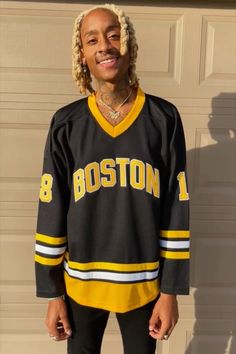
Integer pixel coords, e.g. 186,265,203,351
83,25,120,38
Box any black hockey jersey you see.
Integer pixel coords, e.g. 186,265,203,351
35,88,190,313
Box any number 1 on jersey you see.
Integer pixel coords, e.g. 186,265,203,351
177,171,189,201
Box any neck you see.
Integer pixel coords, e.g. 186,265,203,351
95,79,131,108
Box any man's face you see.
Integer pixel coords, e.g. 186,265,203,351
80,8,130,85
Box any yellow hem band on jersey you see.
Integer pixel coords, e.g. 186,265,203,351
64,271,159,313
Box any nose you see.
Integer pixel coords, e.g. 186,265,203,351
97,35,111,53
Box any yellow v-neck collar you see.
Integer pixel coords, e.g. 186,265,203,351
88,87,145,138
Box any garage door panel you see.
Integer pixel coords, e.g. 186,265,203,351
200,16,236,85
0,70,76,95
0,15,72,69
189,127,236,205
0,318,123,354
0,284,39,304
0,125,47,203
0,108,52,125
192,235,236,287
0,233,35,282
0,9,77,95
0,333,125,354
135,13,183,84
0,179,40,202
0,335,66,354
0,125,47,178
186,330,236,354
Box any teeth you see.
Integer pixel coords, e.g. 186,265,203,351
100,58,115,64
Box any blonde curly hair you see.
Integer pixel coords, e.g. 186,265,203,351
72,3,139,95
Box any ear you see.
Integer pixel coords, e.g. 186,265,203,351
78,45,84,63
80,51,87,67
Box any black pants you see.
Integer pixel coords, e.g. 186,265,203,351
66,296,157,354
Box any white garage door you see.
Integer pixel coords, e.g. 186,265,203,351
0,1,235,354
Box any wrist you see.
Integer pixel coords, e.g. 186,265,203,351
160,293,177,300
48,294,65,301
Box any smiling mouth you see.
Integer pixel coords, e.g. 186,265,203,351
97,57,118,65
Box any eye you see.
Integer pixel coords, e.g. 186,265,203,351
87,38,97,45
108,33,120,40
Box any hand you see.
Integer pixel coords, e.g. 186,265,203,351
149,293,179,340
45,297,72,341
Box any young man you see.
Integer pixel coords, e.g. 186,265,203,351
35,4,190,354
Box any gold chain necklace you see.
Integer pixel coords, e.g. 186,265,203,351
98,89,133,121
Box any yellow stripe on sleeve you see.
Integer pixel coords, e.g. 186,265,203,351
35,254,64,266
35,233,67,245
160,250,190,259
160,230,190,239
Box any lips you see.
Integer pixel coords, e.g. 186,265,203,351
99,58,117,64
97,56,119,67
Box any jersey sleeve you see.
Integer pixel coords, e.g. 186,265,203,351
35,116,70,298
159,105,190,295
